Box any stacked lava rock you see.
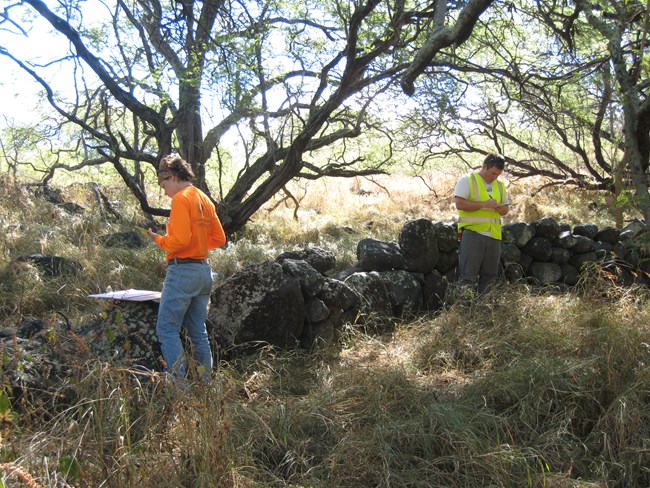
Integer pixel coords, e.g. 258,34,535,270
501,217,649,286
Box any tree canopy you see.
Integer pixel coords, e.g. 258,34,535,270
2,0,650,228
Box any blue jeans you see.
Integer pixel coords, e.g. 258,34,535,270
156,262,214,381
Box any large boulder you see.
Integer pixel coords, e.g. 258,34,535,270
433,222,458,253
502,222,535,248
357,238,404,271
344,271,393,316
528,262,562,284
77,300,162,370
376,270,424,316
279,259,326,297
398,218,439,273
533,217,561,240
436,250,458,274
572,235,596,254
573,223,599,239
522,237,553,262
316,278,361,316
276,247,336,274
209,261,305,348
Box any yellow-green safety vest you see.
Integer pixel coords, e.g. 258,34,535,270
458,172,505,240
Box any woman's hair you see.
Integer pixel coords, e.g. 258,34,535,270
158,154,195,182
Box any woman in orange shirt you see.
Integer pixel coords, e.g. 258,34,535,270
147,154,226,384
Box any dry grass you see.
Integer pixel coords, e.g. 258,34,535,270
0,172,647,487
8,283,645,487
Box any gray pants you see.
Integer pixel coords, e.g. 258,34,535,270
458,229,501,294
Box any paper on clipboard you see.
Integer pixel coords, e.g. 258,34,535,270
88,289,161,302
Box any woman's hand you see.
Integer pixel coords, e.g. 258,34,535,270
146,228,159,241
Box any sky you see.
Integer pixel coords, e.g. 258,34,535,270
0,55,44,127
0,1,100,128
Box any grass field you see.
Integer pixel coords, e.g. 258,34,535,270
0,171,647,487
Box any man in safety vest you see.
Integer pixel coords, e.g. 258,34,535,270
454,153,510,294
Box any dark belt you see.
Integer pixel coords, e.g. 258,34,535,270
168,258,207,265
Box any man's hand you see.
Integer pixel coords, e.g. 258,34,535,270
482,198,499,209
455,196,508,213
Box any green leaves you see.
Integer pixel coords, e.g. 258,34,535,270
0,392,17,426
58,455,83,482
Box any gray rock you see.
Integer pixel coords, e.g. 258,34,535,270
77,301,161,370
422,270,448,311
433,221,458,253
612,241,626,258
17,319,44,339
344,271,393,316
376,270,423,316
522,237,553,262
568,251,598,270
280,259,325,297
305,298,330,323
436,250,458,274
209,261,305,348
276,247,336,274
593,241,613,254
301,319,335,348
0,327,17,338
595,227,620,244
317,278,361,311
333,265,364,281
620,220,646,241
1,320,83,403
357,238,404,271
502,222,535,248
504,263,526,282
572,235,596,253
561,264,579,286
528,262,562,284
533,217,561,240
554,231,578,250
573,223,599,239
519,254,534,274
501,242,522,264
549,247,571,265
398,218,439,273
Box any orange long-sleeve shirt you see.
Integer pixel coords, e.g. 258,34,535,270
154,186,226,261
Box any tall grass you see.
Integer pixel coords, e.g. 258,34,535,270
3,281,647,487
0,172,647,487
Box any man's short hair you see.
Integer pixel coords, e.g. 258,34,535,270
483,153,505,170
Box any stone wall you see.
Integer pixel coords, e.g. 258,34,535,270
6,216,649,387
2,215,647,411
206,217,650,351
